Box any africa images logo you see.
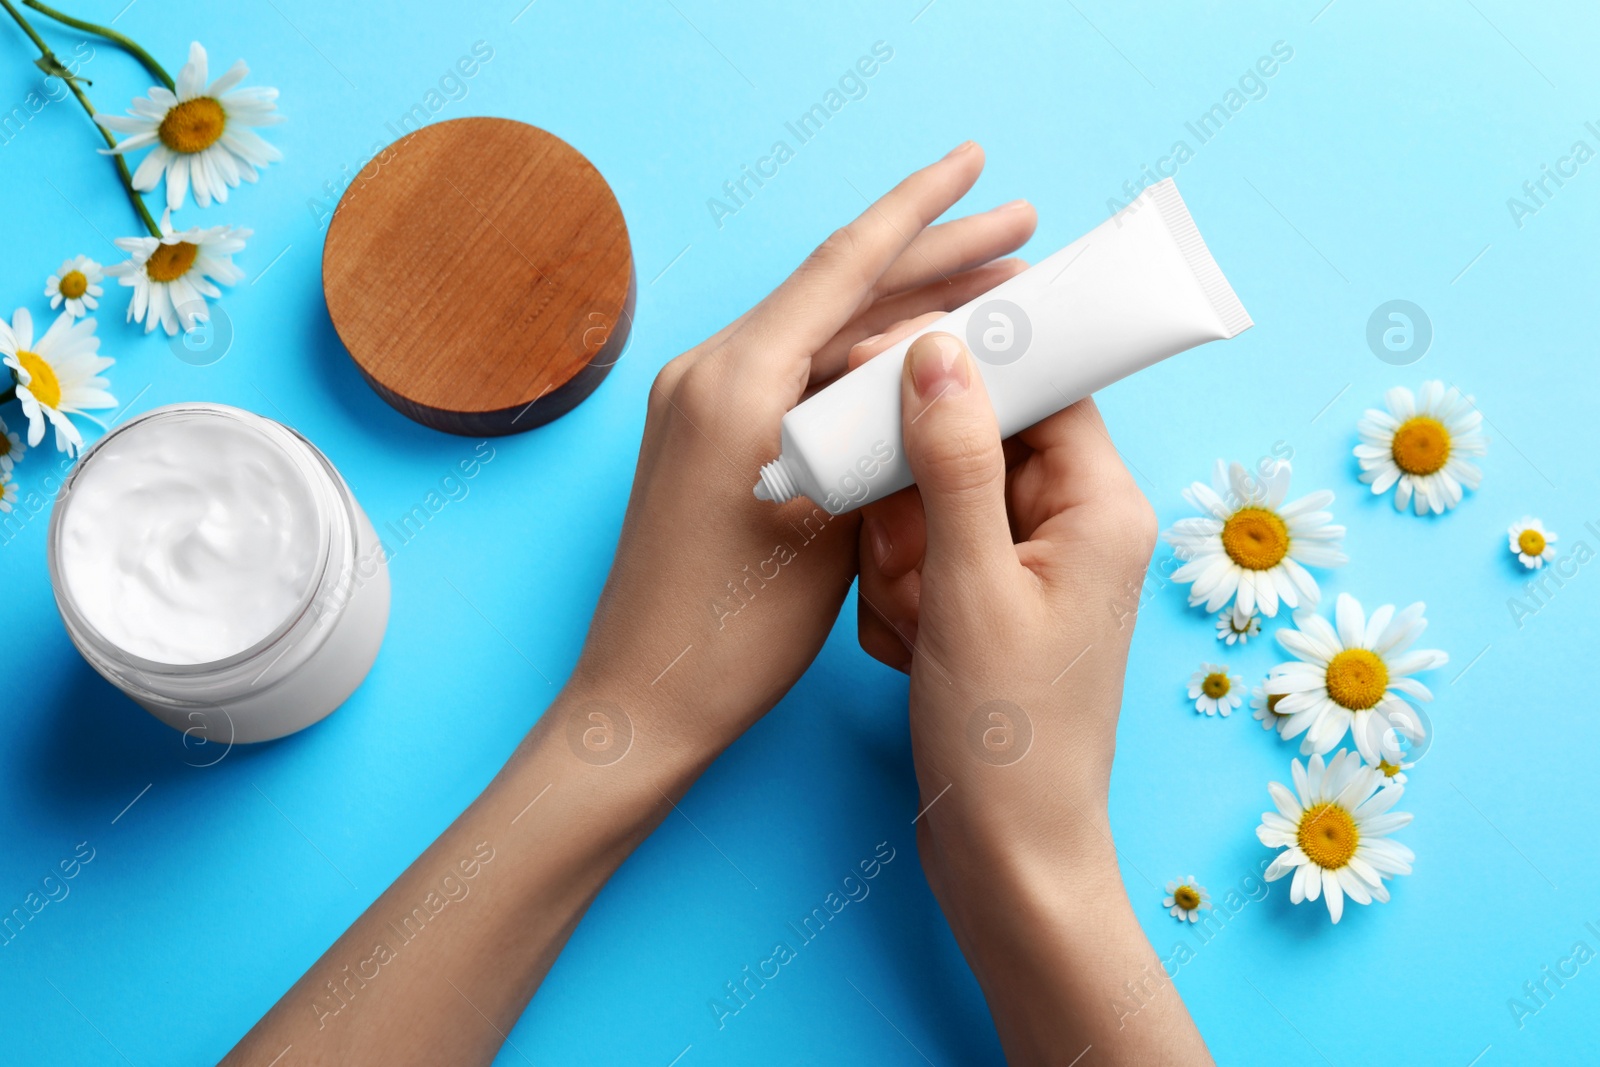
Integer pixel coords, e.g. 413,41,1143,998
965,299,1031,366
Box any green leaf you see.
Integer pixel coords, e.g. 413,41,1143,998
33,54,89,85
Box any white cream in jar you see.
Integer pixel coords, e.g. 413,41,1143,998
48,403,390,743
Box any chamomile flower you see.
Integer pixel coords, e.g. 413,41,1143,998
1164,460,1347,619
1356,381,1487,516
1508,517,1557,570
1367,715,1417,785
105,211,250,336
0,414,23,474
45,255,103,319
96,42,282,211
1266,594,1447,762
0,475,16,513
1163,877,1211,923
1257,750,1412,923
1250,685,1288,734
0,309,115,457
1216,605,1261,645
1188,663,1242,716
1369,754,1412,786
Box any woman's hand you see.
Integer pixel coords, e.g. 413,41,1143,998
852,328,1157,825
852,332,1213,1064
569,142,1038,762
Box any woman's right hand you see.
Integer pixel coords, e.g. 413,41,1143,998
852,331,1213,1064
855,328,1157,858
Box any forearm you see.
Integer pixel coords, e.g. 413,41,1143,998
922,805,1213,1066
223,687,702,1066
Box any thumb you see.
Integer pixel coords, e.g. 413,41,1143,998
900,332,1014,577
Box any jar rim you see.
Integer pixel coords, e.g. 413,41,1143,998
46,403,349,682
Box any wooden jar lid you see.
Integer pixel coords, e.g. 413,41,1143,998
323,118,634,435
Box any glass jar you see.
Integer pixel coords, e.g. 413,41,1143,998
47,403,390,744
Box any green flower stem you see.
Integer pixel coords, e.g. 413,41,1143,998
22,0,172,89
0,385,15,406
0,0,160,237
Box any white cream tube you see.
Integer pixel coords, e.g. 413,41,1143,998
752,178,1252,514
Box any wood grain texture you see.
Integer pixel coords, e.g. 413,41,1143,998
322,117,634,436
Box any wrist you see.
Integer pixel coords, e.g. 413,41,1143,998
561,655,757,768
919,800,1160,1064
478,685,715,902
920,788,1122,915
511,680,712,796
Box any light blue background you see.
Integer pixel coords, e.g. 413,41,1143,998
3,1,1597,1063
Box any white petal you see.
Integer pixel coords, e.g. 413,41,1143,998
1263,462,1292,508
1236,572,1257,618
1374,603,1427,656
1335,594,1366,649
1261,812,1298,835
1388,649,1447,677
1351,710,1380,762
208,58,250,96
1361,811,1413,837
1361,604,1394,651
1322,868,1343,922
1385,386,1416,420
1255,569,1280,616
1369,463,1402,495
167,152,192,210
1268,782,1302,821
1265,852,1299,881
1336,866,1373,906
97,113,154,133
131,145,171,190
177,41,209,99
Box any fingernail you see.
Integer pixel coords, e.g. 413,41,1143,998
907,332,970,399
998,198,1030,212
857,331,885,349
944,140,976,159
866,516,892,568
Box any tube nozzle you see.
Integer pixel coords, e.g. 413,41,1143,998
752,457,799,504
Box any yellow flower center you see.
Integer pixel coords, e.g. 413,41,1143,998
1518,529,1546,556
1201,672,1231,699
1221,507,1289,570
1391,416,1450,476
1324,646,1388,713
14,350,61,410
1266,693,1287,717
0,434,10,459
157,96,227,154
146,241,200,283
1297,802,1359,870
1378,759,1403,778
59,270,88,299
1173,885,1201,910
1324,648,1389,711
